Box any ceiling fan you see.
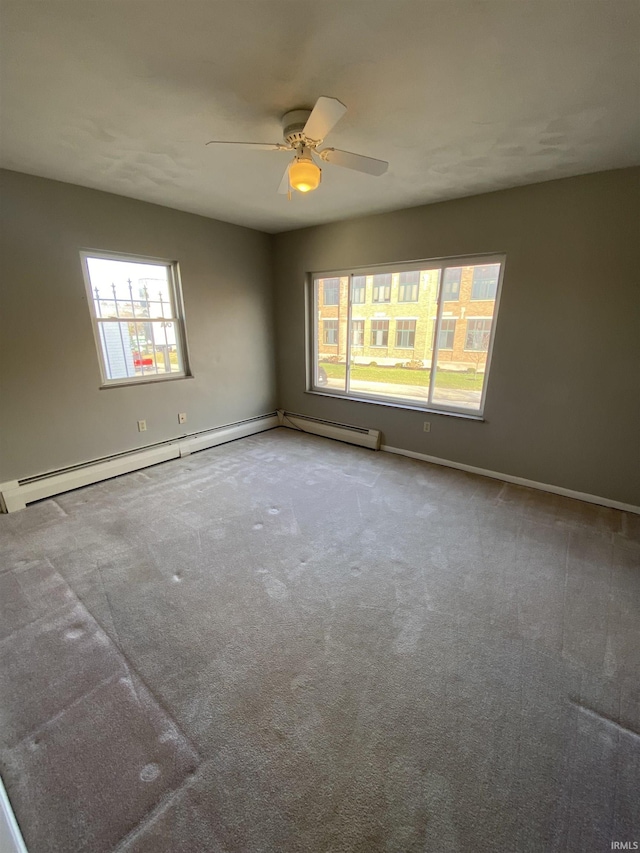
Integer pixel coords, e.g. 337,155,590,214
206,96,388,198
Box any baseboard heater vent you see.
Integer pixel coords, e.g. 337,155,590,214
277,409,381,450
0,414,279,513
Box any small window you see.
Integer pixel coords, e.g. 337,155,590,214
323,278,340,305
323,319,338,345
471,265,499,300
371,319,389,347
465,318,492,351
442,268,461,301
437,318,456,350
81,251,190,385
398,271,419,302
351,319,365,347
351,276,366,304
395,319,416,348
372,273,391,303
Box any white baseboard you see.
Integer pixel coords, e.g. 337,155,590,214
381,445,640,515
0,415,279,513
277,410,381,450
0,775,27,853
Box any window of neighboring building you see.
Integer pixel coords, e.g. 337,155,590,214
371,319,389,346
80,251,190,386
323,278,340,305
471,264,500,300
372,273,391,303
395,319,416,348
442,267,461,301
351,276,366,304
398,271,419,302
437,318,456,350
351,319,365,346
464,318,492,351
323,319,338,345
310,254,504,416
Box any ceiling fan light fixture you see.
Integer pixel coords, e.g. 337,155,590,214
289,151,321,193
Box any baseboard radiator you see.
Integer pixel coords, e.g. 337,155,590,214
0,414,279,513
277,409,381,450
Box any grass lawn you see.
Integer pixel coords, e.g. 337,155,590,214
321,362,484,390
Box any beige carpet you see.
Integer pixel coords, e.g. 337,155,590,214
0,428,638,852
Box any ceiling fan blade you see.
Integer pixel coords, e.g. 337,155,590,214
277,163,291,195
303,97,347,141
319,147,388,176
205,141,288,151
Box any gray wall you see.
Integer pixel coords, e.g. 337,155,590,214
0,169,277,481
273,168,640,506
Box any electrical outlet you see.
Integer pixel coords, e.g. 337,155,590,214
137,420,147,432
423,421,431,433
178,413,187,424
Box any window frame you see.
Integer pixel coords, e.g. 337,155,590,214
80,249,191,388
308,253,506,418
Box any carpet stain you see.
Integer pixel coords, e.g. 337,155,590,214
140,762,161,783
263,574,289,601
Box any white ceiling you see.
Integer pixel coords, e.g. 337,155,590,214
1,1,639,233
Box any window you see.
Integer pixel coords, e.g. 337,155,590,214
351,276,366,304
465,319,492,351
323,278,340,305
372,273,391,303
398,271,419,302
311,255,504,416
437,318,456,350
81,251,190,385
442,267,461,301
371,319,389,347
471,265,499,300
323,319,338,345
395,319,416,348
351,320,365,346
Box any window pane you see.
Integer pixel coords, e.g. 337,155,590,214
315,277,347,391
98,322,136,380
432,264,500,411
348,269,440,404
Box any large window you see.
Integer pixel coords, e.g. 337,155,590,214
311,255,505,415
81,251,190,385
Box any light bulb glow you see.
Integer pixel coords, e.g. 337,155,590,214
289,157,321,193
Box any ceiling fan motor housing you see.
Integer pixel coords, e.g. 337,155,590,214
282,109,312,145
